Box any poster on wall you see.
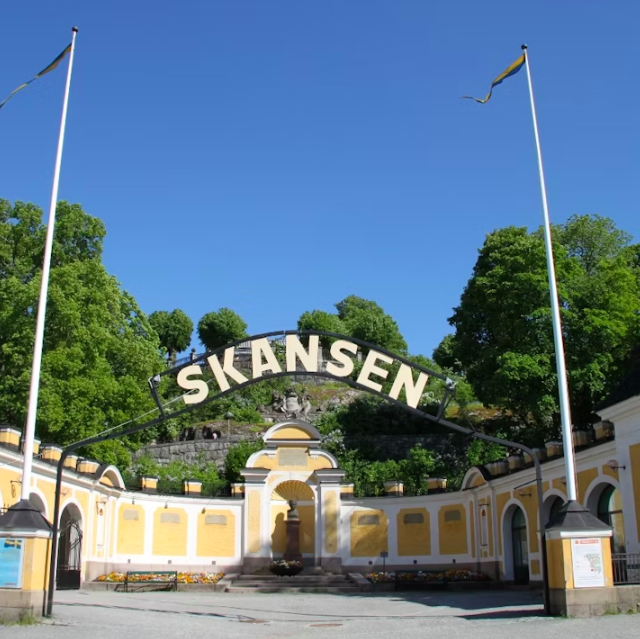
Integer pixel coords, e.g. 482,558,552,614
0,538,25,589
571,537,605,588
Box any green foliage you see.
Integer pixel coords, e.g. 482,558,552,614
432,334,462,373
197,307,248,352
448,215,640,442
148,309,193,362
224,439,265,483
0,199,164,466
336,295,408,354
126,453,227,493
297,310,346,347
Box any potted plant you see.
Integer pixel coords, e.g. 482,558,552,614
268,559,303,577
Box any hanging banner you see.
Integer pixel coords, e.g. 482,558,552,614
571,537,605,588
0,538,25,588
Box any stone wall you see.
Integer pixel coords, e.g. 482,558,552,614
132,435,256,470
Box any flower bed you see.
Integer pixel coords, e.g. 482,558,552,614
96,572,225,584
363,569,489,584
268,560,303,577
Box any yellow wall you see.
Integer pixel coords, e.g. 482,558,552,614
36,478,56,517
250,449,332,471
21,537,51,592
496,492,510,555
117,503,145,555
601,463,619,481
196,509,235,557
551,477,567,495
577,467,598,503
515,492,539,553
270,504,315,553
470,475,486,488
324,491,338,554
270,427,312,440
630,442,640,543
350,509,388,557
248,490,261,553
152,507,187,556
438,504,467,555
0,465,20,510
397,508,430,556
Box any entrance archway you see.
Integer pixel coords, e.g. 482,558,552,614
47,329,549,616
56,503,83,590
503,503,530,585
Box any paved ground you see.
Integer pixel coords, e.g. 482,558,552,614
7,589,640,638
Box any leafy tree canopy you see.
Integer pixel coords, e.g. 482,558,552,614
297,310,346,347
148,309,193,363
0,199,164,466
197,308,248,352
447,214,640,443
298,295,407,354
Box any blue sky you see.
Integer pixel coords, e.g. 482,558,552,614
1,1,637,359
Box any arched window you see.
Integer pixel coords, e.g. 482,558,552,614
597,486,625,554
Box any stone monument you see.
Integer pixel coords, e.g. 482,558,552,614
284,500,302,562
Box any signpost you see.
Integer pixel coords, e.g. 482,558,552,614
571,538,605,589
0,538,25,589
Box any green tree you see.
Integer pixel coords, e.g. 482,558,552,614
297,310,346,347
224,440,264,483
0,199,164,467
336,295,408,353
448,215,640,440
148,309,194,364
197,308,248,352
432,334,462,373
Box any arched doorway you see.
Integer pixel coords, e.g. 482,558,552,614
270,480,315,561
56,504,83,590
511,507,529,585
597,485,625,554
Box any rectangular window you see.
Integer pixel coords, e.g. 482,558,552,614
205,515,227,525
444,509,461,522
123,509,139,521
358,515,380,526
403,513,424,525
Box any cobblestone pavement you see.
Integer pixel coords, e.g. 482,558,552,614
5,590,640,638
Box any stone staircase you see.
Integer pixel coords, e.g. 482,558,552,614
224,569,361,594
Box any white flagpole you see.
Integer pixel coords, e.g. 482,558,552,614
20,27,79,502
521,44,578,503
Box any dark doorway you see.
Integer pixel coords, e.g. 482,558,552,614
56,505,83,590
511,507,529,585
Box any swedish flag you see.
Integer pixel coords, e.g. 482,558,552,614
463,53,526,104
4,539,22,549
0,43,71,111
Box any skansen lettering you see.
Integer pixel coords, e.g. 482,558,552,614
176,335,431,409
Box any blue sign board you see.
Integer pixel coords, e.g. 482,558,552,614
0,538,25,589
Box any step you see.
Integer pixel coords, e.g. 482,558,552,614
236,575,349,583
225,585,360,594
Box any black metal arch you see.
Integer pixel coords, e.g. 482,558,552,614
46,330,549,615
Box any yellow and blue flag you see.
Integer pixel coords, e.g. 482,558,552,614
463,53,525,104
4,539,22,549
0,43,71,111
